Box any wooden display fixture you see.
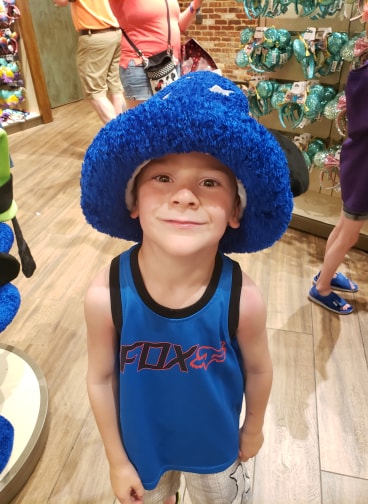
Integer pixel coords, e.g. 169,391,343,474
5,0,52,133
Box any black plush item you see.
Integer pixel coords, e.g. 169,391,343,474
269,129,310,197
11,216,36,277
0,251,20,286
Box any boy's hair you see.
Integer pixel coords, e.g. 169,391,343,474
81,72,294,253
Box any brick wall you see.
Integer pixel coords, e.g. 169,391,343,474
179,1,257,82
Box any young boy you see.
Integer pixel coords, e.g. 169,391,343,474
81,72,294,504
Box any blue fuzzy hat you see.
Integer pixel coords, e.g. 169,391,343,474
81,72,293,253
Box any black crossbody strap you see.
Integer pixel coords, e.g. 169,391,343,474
121,29,143,57
228,260,243,340
110,255,122,336
122,0,171,58
165,0,171,50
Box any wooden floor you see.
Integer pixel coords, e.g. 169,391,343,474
3,100,368,504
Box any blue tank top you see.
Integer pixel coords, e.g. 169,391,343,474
114,245,244,490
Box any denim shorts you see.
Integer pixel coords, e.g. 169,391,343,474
120,59,181,101
119,60,153,101
343,205,368,221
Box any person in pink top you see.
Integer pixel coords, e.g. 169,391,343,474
54,0,126,123
109,0,204,109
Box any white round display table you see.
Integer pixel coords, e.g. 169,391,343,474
0,344,48,503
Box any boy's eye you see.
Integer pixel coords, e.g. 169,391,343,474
201,179,218,187
154,174,171,183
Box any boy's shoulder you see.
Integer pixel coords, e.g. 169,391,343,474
85,264,111,313
238,269,266,324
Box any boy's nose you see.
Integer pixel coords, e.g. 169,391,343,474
170,187,199,207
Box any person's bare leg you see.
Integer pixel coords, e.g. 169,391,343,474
90,95,119,124
125,98,145,110
315,210,363,296
110,92,127,115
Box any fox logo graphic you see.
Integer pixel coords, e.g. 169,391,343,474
190,341,226,370
120,341,226,372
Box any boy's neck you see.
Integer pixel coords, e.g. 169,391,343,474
136,243,219,309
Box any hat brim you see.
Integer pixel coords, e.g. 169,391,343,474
81,72,293,253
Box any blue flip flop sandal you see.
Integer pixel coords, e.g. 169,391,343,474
313,271,358,293
308,285,353,314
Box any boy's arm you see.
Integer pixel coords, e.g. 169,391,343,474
236,272,273,462
85,267,144,502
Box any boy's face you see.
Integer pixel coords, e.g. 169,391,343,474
130,153,241,255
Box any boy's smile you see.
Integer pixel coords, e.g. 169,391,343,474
130,153,241,255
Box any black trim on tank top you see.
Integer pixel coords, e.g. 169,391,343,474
109,255,122,335
130,245,223,319
228,260,242,340
110,247,243,338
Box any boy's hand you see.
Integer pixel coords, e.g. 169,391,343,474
238,427,264,462
110,461,145,503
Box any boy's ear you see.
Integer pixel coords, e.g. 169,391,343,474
130,204,139,219
228,201,241,229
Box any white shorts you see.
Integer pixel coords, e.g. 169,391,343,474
143,460,251,504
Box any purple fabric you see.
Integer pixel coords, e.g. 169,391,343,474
339,63,368,214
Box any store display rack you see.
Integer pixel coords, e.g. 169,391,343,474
247,5,368,250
